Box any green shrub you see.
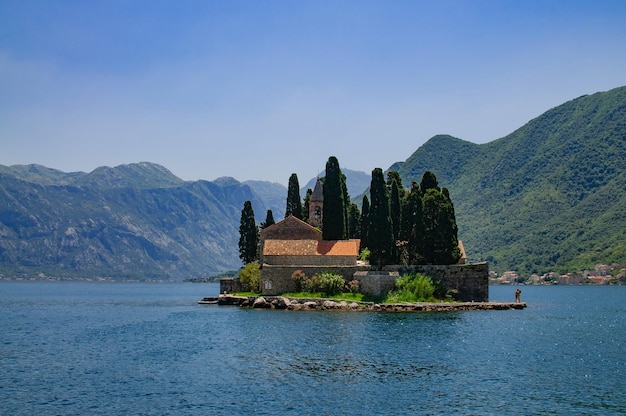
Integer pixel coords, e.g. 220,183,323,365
387,272,436,302
309,271,345,296
238,262,260,293
304,274,319,293
359,248,371,262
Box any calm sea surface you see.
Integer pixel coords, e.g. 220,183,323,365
1,281,625,415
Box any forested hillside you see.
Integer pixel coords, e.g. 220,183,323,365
391,86,626,275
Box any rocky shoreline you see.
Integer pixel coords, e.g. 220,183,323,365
199,294,527,312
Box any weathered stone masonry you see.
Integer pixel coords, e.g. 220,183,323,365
261,264,368,295
392,262,489,302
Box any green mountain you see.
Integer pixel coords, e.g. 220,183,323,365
0,163,282,281
391,86,626,275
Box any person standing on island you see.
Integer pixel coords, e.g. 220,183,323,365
515,288,521,303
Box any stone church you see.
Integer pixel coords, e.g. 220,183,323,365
258,178,363,295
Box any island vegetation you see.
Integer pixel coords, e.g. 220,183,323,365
234,267,452,304
236,156,464,301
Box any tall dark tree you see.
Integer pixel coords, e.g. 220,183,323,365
285,173,303,219
347,203,361,239
341,173,350,238
302,188,312,222
399,181,420,243
400,185,425,264
359,195,370,252
322,156,345,240
367,168,394,269
422,188,460,265
386,171,403,190
389,178,402,241
420,171,440,193
441,187,460,260
238,200,259,265
260,209,275,230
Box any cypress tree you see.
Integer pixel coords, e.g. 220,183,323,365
386,171,403,190
302,188,312,222
400,185,425,264
420,171,440,193
367,168,394,269
422,187,460,265
348,203,361,239
341,173,350,238
441,187,461,263
389,179,401,263
260,209,275,230
390,179,401,241
322,156,345,240
422,189,440,264
285,173,303,219
359,195,370,252
238,200,259,265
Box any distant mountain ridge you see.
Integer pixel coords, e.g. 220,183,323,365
2,86,625,279
0,163,282,280
391,86,626,275
0,162,369,280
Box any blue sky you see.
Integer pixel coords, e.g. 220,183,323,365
1,0,625,185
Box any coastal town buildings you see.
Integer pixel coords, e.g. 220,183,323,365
489,263,626,285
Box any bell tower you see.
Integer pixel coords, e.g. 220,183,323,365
308,178,323,228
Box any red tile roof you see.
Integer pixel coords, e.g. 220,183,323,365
263,239,360,257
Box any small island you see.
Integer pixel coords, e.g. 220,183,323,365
203,157,527,312
201,294,526,312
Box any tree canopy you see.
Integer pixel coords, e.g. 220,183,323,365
359,194,370,252
356,170,460,267
422,188,460,264
322,156,346,240
285,173,303,219
260,209,275,230
238,200,259,265
367,168,394,269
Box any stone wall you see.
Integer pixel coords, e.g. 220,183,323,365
260,264,369,295
386,262,489,302
259,262,489,301
353,271,399,298
219,277,242,294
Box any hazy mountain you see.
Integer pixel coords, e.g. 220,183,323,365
0,163,279,280
0,162,372,280
390,86,626,275
243,180,287,219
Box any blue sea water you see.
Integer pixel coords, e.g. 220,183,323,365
1,282,625,415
